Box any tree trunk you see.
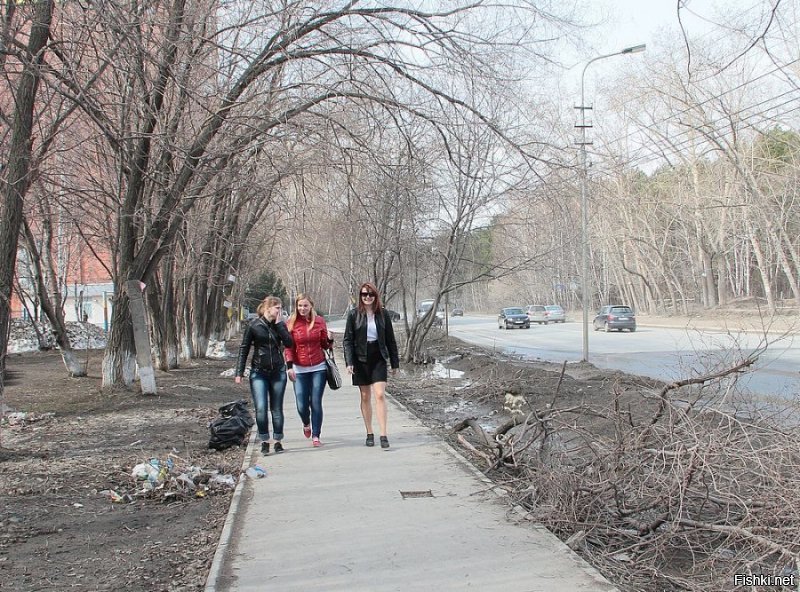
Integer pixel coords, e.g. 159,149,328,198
161,259,179,369
146,279,167,371
700,249,717,308
746,220,775,310
0,0,54,388
101,291,137,389
21,218,86,376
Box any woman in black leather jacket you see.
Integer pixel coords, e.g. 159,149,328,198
342,282,399,449
235,296,294,455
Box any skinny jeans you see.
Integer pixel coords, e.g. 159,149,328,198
293,368,326,438
249,368,287,442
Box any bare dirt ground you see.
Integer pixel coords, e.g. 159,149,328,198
0,350,248,592
1,310,797,591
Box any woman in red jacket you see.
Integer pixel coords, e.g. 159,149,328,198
285,293,333,447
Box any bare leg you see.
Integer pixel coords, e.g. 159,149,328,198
359,385,373,433
372,381,388,437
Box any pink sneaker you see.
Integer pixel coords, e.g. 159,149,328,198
303,425,311,438
312,437,321,447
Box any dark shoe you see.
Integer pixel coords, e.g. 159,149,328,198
365,433,375,447
273,441,284,453
380,436,390,449
261,441,270,455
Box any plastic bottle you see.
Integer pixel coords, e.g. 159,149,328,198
245,465,267,479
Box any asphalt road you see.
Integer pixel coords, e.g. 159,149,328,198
441,315,800,401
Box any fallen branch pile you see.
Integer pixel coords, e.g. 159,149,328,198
450,358,800,591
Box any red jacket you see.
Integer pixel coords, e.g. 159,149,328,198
285,314,332,367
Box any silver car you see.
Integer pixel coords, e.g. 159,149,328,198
525,305,548,324
544,305,566,323
527,304,566,324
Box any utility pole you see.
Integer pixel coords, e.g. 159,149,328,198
575,44,646,363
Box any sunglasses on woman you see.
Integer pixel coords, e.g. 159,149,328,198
360,292,376,298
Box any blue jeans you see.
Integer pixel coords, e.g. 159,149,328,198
249,368,287,441
294,369,327,438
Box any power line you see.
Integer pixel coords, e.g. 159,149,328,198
619,91,800,170
595,57,800,150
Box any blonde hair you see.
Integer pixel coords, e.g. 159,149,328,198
256,296,282,318
288,293,316,331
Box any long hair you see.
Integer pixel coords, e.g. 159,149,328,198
256,296,282,318
356,282,383,314
288,293,317,331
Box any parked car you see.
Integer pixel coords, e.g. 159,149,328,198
525,305,548,324
385,309,402,321
498,307,530,329
451,307,464,317
593,305,637,332
544,305,566,323
417,299,444,324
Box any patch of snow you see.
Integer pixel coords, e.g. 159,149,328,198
430,362,464,379
7,320,107,354
206,340,230,359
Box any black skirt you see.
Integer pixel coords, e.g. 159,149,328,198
352,341,388,386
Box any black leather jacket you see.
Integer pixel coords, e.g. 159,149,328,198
236,317,294,377
342,308,399,369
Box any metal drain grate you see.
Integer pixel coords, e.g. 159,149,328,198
400,490,433,499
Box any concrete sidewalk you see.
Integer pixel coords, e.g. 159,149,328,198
205,384,618,592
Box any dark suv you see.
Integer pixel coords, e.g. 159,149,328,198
593,305,636,332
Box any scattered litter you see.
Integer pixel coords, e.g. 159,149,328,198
219,367,250,378
100,456,239,503
245,465,267,479
99,489,131,503
2,411,56,426
210,474,236,487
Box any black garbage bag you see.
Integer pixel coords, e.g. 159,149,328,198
208,399,254,450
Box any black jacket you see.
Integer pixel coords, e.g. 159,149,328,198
236,317,294,377
342,308,399,369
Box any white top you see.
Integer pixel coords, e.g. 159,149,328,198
366,312,378,342
294,361,327,374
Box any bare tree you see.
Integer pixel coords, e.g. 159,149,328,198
0,0,55,392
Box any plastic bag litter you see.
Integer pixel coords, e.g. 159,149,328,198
208,399,254,450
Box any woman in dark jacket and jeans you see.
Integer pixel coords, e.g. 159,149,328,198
342,282,399,449
235,296,294,455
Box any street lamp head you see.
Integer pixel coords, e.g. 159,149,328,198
621,44,646,54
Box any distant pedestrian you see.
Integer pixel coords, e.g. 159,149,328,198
342,282,399,449
285,293,333,448
235,296,294,455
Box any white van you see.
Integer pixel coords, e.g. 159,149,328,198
417,299,435,316
417,299,444,324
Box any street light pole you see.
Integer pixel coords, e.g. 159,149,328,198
577,44,645,363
